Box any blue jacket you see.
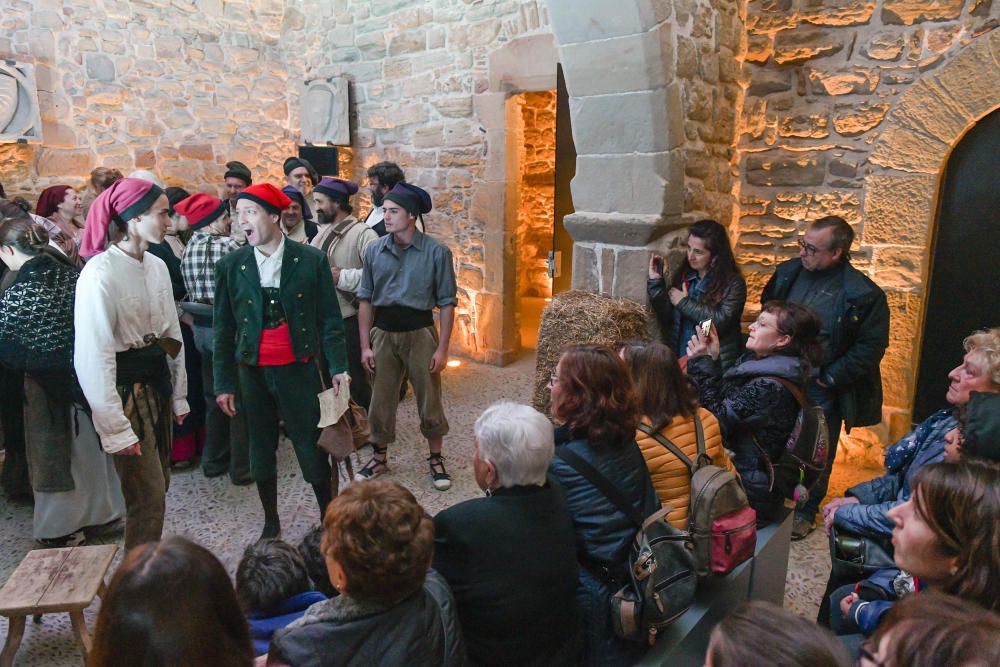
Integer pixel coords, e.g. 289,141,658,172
835,410,954,537
548,428,660,667
847,568,920,636
247,591,327,656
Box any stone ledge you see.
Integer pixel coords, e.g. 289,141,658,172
563,211,685,247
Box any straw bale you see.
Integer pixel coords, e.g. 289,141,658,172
532,290,652,414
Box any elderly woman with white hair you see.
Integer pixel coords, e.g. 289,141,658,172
433,401,580,667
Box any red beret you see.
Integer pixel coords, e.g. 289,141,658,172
236,183,291,216
175,193,227,231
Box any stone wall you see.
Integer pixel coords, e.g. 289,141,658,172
514,91,555,300
281,0,552,361
548,0,744,306
0,0,297,199
735,0,1000,455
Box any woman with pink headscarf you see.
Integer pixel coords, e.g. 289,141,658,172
75,178,189,549
36,185,85,267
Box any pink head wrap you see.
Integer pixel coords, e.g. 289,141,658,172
80,178,163,258
36,185,73,219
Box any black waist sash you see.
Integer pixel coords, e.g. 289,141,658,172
116,345,171,398
373,306,433,332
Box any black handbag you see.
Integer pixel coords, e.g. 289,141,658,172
829,526,895,580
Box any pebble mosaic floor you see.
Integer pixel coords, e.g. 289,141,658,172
0,353,880,665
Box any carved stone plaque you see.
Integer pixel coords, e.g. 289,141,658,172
0,60,43,143
300,78,350,146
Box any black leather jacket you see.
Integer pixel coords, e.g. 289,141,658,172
647,273,747,371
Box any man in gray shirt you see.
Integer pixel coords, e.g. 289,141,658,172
355,183,457,490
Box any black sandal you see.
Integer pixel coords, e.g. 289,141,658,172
354,444,388,481
428,453,451,491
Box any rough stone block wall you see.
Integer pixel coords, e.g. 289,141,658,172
736,0,1000,458
550,0,744,309
281,0,551,359
0,0,296,199
514,91,555,300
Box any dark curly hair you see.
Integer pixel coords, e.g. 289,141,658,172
551,344,640,449
669,219,742,308
322,479,433,604
620,341,698,432
911,460,1000,612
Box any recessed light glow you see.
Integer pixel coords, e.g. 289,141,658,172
446,360,462,368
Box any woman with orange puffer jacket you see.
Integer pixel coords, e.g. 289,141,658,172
621,341,735,529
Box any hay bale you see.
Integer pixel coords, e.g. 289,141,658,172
533,290,652,414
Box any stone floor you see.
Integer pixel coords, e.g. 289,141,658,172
0,352,881,665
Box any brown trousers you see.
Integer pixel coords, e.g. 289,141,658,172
112,383,172,550
368,326,449,444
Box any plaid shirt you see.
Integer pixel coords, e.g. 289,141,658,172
181,232,240,303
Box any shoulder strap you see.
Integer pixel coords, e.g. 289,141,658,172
693,412,706,458
637,423,696,474
768,376,808,408
555,447,644,527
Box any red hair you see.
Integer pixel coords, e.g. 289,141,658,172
552,344,639,449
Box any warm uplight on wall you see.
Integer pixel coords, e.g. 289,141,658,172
447,360,462,368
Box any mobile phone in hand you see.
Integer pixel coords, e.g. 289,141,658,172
652,256,665,275
699,319,712,337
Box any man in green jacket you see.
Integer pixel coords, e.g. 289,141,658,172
213,183,349,541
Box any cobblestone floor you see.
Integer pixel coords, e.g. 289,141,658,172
0,352,881,665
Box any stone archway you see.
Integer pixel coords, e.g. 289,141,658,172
543,0,689,304
860,29,1000,436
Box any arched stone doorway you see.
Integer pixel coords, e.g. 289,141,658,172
862,30,1000,436
912,106,1000,422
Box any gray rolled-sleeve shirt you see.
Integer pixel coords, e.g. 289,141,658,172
357,231,458,310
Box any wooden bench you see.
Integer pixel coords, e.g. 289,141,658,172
0,545,117,667
636,509,794,667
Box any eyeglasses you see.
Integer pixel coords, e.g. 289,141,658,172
857,639,885,667
797,238,824,256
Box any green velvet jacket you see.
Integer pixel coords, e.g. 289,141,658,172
213,240,348,395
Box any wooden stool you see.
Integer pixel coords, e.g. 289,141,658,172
0,545,117,666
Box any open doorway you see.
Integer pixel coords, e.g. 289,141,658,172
510,90,556,349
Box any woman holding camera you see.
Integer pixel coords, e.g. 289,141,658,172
648,219,746,370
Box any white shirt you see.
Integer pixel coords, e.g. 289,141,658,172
254,235,285,288
74,246,189,454
364,205,384,230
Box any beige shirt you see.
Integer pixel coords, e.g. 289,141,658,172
310,216,378,318
74,246,189,454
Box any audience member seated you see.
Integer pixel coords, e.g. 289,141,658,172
816,327,1000,623
297,527,338,598
822,328,1000,538
621,341,735,529
266,480,465,667
89,536,253,667
434,401,580,667
828,460,1000,641
943,390,1000,463
547,345,659,667
647,219,747,370
687,301,823,521
705,601,850,667
859,592,1000,667
236,539,327,657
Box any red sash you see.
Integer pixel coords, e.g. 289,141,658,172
258,322,297,366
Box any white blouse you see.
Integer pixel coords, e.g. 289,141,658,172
74,246,189,454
